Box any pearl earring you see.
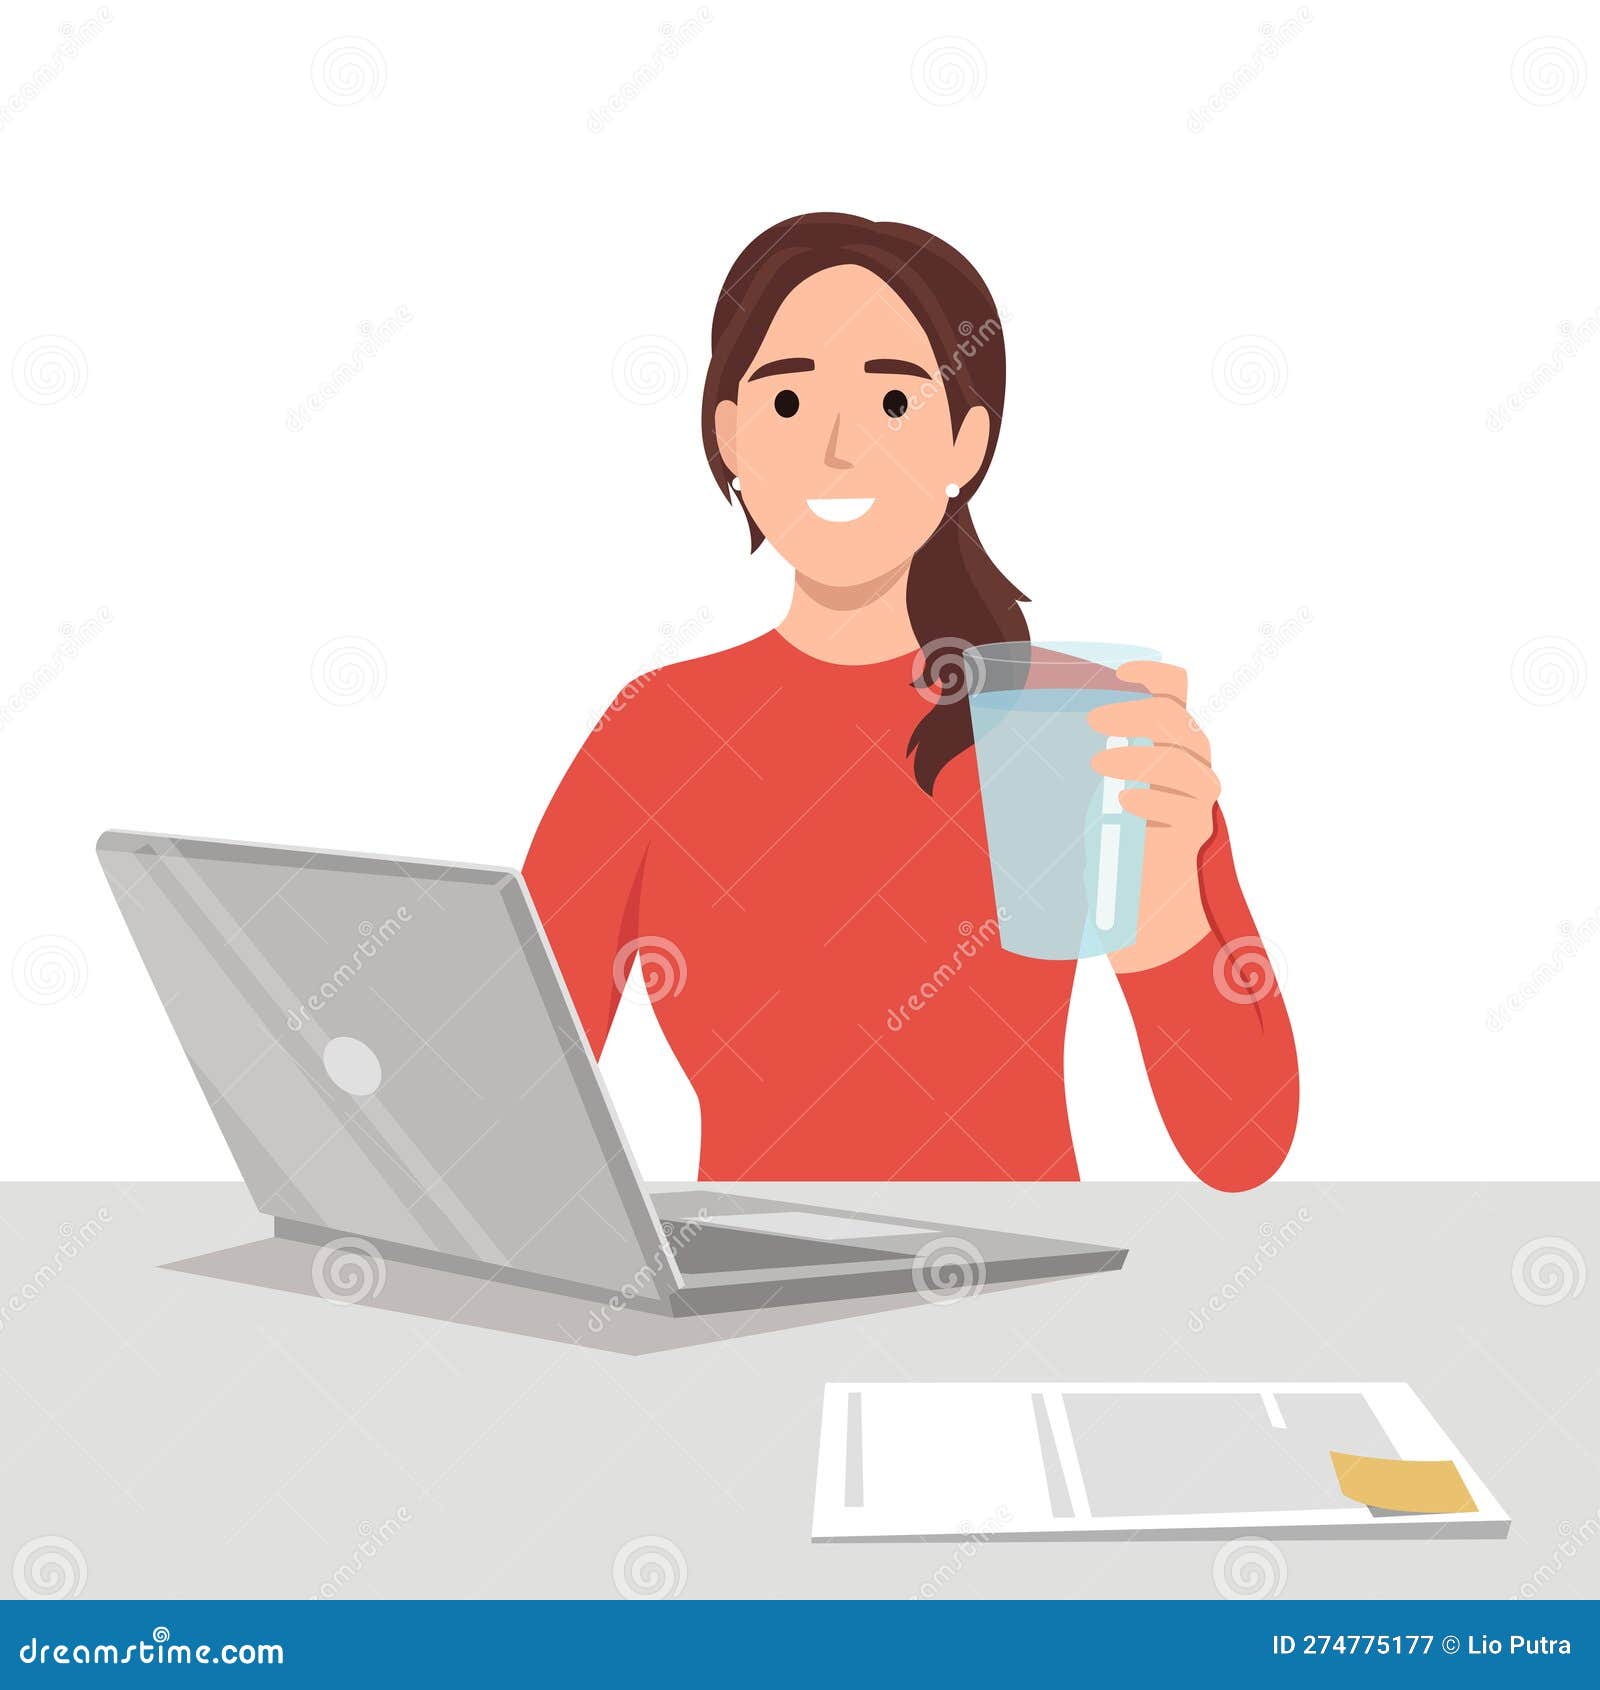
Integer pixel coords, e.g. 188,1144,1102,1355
730,476,741,492
945,482,961,498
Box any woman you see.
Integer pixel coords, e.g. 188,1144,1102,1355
524,213,1296,1190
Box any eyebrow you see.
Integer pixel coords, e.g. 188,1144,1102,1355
864,358,933,379
747,357,814,381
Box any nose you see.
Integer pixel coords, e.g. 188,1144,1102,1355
823,413,853,471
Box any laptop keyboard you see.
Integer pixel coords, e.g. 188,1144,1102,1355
660,1218,910,1275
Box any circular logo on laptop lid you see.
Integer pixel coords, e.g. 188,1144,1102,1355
322,1035,382,1097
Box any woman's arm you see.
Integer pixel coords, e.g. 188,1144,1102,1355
1113,804,1298,1190
520,688,655,1059
1088,663,1298,1191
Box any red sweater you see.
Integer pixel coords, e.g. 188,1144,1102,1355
522,631,1296,1188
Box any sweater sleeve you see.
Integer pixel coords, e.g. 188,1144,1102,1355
520,686,654,1059
1115,805,1298,1191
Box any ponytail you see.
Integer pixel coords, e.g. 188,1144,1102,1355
905,509,1030,793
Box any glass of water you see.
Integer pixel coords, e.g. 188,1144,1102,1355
966,641,1157,960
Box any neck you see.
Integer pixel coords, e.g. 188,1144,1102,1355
777,558,918,665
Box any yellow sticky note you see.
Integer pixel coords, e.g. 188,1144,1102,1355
1330,1452,1478,1515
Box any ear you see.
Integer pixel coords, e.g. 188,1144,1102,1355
950,405,992,486
713,397,740,482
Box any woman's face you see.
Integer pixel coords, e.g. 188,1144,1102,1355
713,264,992,589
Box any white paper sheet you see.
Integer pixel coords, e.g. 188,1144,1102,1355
811,1381,1509,1541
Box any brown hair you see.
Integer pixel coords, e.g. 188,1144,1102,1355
700,212,1030,794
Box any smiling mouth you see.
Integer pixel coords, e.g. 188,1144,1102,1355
805,497,875,523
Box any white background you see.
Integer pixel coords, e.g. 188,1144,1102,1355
2,1,1595,1181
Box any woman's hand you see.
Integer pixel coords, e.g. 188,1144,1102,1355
1087,661,1219,974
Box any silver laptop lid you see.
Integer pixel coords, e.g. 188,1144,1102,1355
96,831,679,1305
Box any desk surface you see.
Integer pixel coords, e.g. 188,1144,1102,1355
2,1181,1595,1600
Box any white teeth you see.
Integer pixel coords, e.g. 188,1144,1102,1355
806,497,875,523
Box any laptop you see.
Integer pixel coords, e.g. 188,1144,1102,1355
97,831,1127,1318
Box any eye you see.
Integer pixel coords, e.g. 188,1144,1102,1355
774,389,800,418
882,389,909,419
